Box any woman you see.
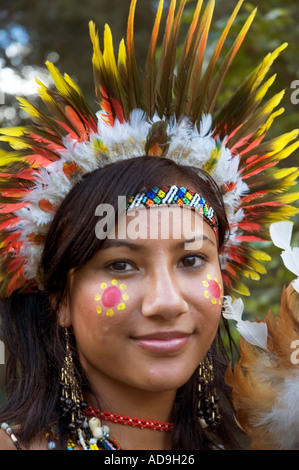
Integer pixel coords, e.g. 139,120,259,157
0,0,298,450
0,156,239,450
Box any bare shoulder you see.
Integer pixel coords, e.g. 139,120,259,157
0,427,18,450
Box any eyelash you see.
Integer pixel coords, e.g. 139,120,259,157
107,260,137,273
178,254,207,269
106,254,207,273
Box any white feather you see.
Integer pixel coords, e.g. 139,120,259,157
281,247,299,277
270,221,293,251
270,221,299,292
256,373,299,449
292,278,299,294
14,110,246,283
198,113,213,137
223,296,268,350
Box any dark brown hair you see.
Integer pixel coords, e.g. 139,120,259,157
0,156,242,449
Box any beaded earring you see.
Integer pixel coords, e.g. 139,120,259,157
60,328,87,440
196,351,221,430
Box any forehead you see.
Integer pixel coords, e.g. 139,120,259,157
105,205,218,249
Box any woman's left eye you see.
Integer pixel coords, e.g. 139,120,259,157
178,255,206,268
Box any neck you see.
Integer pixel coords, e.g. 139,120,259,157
84,380,176,450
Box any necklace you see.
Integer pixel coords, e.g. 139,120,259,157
1,408,173,450
84,407,174,432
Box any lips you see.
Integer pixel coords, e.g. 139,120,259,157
132,331,192,353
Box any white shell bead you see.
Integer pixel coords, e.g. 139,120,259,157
92,427,104,439
88,417,101,434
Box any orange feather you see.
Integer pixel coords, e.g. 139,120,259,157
226,284,299,449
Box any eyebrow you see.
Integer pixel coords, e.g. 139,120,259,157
102,239,144,251
102,234,215,251
177,235,216,249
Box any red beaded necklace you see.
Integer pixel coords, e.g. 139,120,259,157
84,407,174,432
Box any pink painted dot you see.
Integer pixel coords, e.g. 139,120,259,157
102,286,122,308
208,280,221,299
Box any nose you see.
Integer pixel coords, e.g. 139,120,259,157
141,266,188,321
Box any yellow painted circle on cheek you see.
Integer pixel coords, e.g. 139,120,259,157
95,281,129,317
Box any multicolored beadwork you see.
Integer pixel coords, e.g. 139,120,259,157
126,185,218,229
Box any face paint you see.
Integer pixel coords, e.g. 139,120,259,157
95,279,129,317
202,274,222,305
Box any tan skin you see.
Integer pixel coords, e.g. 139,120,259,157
0,206,223,450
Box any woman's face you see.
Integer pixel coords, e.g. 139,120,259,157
61,206,223,395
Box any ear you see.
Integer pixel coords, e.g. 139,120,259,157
57,269,74,328
58,297,72,328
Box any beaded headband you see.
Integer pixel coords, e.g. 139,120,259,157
126,186,218,230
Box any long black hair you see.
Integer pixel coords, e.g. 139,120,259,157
0,156,242,449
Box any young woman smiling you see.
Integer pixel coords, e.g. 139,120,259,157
0,0,298,451
0,157,237,450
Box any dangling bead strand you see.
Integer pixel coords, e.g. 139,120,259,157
88,417,120,450
1,423,22,450
196,354,221,430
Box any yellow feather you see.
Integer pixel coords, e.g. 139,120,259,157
231,92,288,150
126,0,141,109
204,7,257,116
89,20,107,99
117,38,127,72
45,61,71,97
210,0,244,63
253,108,284,139
267,206,299,221
103,24,120,85
89,20,104,71
251,43,288,92
254,74,276,102
259,90,285,118
35,78,53,104
250,249,271,261
277,192,299,204
274,167,299,181
0,127,25,137
191,0,244,117
233,282,250,296
248,259,267,275
272,139,299,161
17,97,41,118
261,129,299,158
142,0,164,117
186,0,215,118
0,138,28,151
64,72,84,97
243,270,260,281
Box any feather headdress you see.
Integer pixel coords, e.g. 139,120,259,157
0,0,298,297
225,222,299,449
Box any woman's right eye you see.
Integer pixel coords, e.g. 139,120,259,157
108,261,135,272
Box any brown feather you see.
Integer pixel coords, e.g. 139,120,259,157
226,284,299,449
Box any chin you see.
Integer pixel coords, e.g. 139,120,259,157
140,368,196,393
